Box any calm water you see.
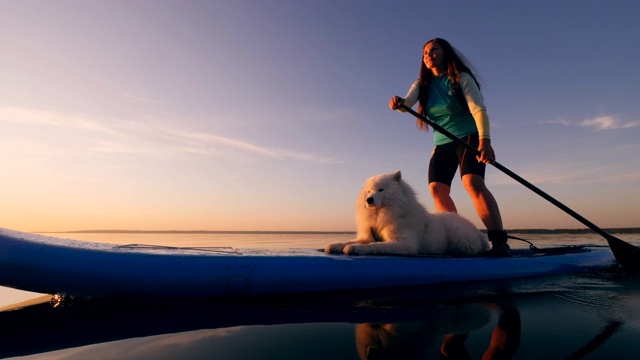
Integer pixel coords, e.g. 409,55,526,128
2,232,640,359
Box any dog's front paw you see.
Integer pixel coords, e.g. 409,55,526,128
325,243,346,253
344,244,366,255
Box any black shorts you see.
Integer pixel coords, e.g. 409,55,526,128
428,132,485,186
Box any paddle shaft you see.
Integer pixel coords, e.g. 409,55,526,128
399,103,640,271
399,105,606,237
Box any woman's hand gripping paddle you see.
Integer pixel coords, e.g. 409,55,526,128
398,103,640,273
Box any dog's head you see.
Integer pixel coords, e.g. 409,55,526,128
361,170,402,209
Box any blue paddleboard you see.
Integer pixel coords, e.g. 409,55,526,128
0,228,616,299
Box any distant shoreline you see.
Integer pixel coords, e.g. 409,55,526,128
37,228,640,235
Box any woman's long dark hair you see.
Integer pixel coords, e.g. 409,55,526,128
416,38,480,131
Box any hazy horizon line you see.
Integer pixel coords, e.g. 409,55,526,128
35,227,640,235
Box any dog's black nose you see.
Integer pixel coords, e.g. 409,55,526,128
366,197,374,204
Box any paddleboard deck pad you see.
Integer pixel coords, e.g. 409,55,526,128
0,228,616,299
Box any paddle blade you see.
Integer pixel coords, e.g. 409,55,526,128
605,234,640,273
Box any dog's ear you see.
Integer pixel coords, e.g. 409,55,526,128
394,170,402,181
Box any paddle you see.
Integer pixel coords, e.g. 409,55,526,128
398,103,640,273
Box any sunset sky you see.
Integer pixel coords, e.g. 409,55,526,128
1,1,639,232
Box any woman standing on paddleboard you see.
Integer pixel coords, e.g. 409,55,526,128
389,38,509,256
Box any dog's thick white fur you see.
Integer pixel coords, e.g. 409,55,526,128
325,171,489,256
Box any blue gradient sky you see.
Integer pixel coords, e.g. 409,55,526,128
1,1,638,232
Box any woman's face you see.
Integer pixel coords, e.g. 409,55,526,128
423,41,444,74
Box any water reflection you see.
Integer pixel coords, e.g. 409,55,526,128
2,274,640,359
355,301,520,360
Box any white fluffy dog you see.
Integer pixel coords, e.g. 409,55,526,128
325,171,489,256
